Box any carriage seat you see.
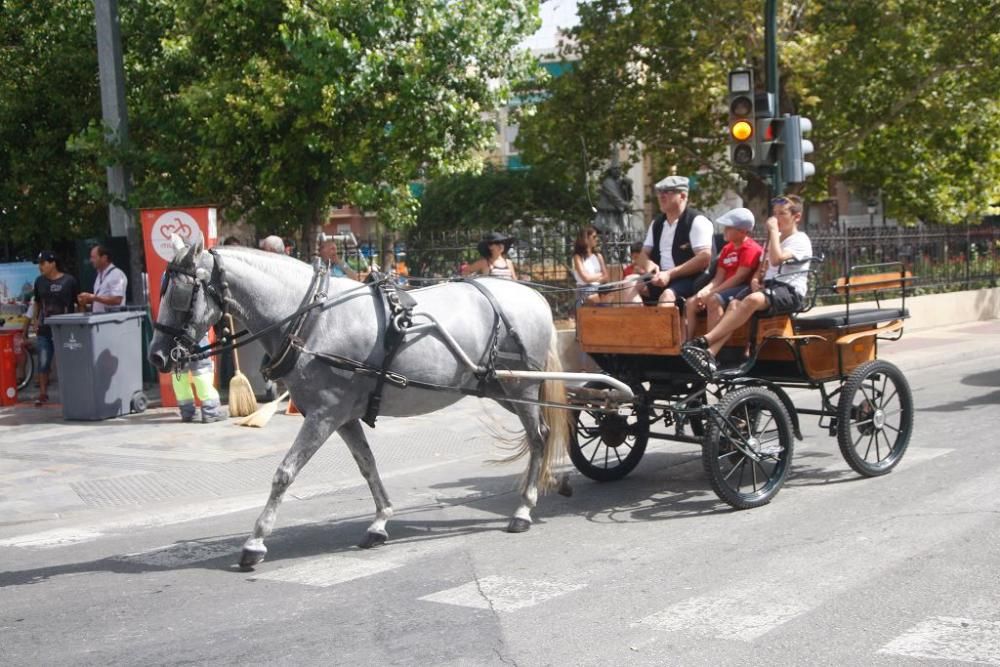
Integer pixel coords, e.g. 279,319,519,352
794,307,909,330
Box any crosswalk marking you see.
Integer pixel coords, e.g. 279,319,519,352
879,616,1000,664
252,553,404,587
418,575,586,612
634,593,809,642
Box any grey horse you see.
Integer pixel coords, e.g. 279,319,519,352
148,239,571,570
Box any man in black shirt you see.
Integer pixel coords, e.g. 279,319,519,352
24,251,79,406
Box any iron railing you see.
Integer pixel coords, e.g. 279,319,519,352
342,222,1000,319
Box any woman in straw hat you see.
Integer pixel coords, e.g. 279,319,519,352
463,232,517,279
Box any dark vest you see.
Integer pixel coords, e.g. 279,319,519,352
650,206,706,268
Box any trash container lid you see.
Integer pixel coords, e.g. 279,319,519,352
46,311,144,326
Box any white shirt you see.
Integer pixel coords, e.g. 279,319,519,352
643,213,714,270
764,231,812,297
573,253,603,286
93,263,127,313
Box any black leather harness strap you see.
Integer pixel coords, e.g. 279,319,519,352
261,259,329,381
362,275,416,427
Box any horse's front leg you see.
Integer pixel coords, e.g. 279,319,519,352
239,414,338,570
337,419,394,548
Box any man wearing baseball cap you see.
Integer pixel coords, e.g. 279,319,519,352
25,251,80,405
638,175,714,307
684,208,763,340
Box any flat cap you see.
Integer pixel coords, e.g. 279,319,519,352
654,175,689,193
716,207,755,231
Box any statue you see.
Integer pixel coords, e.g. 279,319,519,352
594,166,635,262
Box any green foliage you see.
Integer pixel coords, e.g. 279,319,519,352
415,163,590,231
0,0,543,250
517,0,1000,224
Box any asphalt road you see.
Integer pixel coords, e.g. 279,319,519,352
2,322,999,666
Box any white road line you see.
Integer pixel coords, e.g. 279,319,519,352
879,616,1000,665
252,553,404,587
418,575,586,612
0,528,105,549
1,453,489,549
634,593,809,642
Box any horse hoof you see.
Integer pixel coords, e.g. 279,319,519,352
239,546,267,571
506,517,531,533
358,531,388,549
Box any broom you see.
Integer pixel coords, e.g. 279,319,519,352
225,314,258,417
234,391,290,428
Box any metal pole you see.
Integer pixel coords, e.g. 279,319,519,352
94,0,142,303
764,0,783,196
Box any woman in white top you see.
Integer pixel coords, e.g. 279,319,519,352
572,226,609,305
464,232,518,279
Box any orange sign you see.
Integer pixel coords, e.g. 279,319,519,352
141,206,218,406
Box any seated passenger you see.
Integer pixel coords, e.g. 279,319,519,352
682,195,812,376
572,226,609,306
464,232,517,279
634,175,714,308
615,241,658,304
684,208,763,340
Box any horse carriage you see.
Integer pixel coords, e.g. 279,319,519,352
570,261,916,509
148,236,914,567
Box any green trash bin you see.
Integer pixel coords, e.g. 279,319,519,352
46,311,148,420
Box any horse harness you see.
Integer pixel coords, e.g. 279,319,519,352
295,275,533,427
157,249,531,427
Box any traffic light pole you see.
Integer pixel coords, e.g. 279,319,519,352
764,0,783,196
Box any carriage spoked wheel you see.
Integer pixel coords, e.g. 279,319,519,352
836,360,913,477
569,398,650,482
702,386,794,509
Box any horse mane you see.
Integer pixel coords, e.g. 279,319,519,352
217,246,315,281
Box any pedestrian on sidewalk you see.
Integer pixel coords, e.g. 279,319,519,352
25,251,80,406
77,244,127,313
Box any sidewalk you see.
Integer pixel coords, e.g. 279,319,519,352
2,318,998,543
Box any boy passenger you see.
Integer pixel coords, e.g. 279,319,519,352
682,195,812,377
684,208,762,339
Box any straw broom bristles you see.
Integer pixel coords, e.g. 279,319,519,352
234,391,289,428
226,314,258,418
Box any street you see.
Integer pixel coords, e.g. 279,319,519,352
2,320,999,666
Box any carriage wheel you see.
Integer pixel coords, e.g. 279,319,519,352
702,386,794,509
569,401,650,482
837,360,913,477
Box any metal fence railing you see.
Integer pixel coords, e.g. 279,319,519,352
344,222,1000,320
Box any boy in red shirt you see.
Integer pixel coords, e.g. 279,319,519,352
684,208,762,340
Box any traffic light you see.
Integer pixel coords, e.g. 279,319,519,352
728,69,755,167
781,115,815,183
754,115,783,167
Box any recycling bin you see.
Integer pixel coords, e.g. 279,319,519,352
46,311,148,420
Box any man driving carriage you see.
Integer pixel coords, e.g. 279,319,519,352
682,194,812,377
633,175,714,307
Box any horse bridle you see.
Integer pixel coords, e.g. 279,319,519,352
154,248,231,367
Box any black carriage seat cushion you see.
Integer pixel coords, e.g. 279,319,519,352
794,307,909,330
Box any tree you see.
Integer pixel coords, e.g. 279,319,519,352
137,0,543,248
415,163,589,232
0,0,109,251
1,0,543,256
516,0,1000,224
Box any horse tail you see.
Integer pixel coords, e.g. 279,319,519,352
538,327,570,491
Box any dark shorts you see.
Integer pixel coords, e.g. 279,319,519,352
35,334,54,374
714,286,747,308
734,282,803,316
646,276,698,304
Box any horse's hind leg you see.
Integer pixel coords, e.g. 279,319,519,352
239,415,338,570
338,419,394,549
507,401,547,533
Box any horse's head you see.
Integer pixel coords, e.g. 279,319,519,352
148,235,228,373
